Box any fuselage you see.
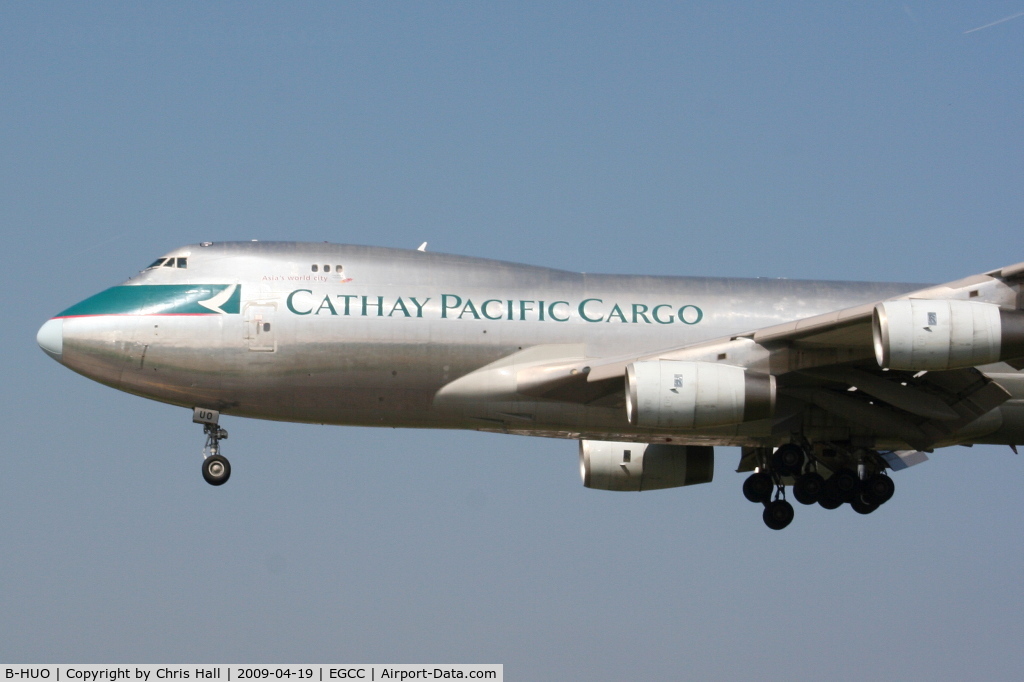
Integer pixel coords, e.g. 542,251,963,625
39,241,948,446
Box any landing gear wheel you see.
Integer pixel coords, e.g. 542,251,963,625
850,495,879,515
818,490,843,510
771,444,804,476
861,474,895,506
202,455,231,486
763,499,795,530
743,472,774,504
826,469,859,504
793,472,825,505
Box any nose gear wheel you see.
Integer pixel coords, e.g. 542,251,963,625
199,418,231,487
202,454,231,486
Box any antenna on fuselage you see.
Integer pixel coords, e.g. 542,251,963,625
417,242,428,252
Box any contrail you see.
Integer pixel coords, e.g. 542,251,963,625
964,10,1024,34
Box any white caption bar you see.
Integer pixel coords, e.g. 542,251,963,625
2,667,502,682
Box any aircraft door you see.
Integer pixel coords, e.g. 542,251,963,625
245,304,277,352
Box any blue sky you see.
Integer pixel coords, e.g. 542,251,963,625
3,3,1023,679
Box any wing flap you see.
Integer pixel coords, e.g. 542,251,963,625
802,367,960,420
784,386,934,450
786,366,1011,449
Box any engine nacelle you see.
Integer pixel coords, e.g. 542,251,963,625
873,300,1024,371
625,361,775,429
579,440,714,491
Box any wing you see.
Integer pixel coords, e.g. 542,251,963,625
514,261,1024,451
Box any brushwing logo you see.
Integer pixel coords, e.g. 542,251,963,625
198,284,240,315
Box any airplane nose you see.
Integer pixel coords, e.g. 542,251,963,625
37,318,64,362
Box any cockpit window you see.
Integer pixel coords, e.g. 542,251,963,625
145,257,188,270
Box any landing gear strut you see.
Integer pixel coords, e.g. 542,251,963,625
194,407,230,486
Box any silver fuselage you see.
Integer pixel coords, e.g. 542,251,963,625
40,241,1024,448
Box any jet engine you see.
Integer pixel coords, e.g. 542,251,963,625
873,300,1024,371
579,440,714,491
625,361,775,429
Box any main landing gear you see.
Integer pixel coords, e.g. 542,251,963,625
194,407,230,486
742,445,896,530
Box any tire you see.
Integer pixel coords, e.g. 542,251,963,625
202,454,231,486
743,472,773,504
793,472,825,505
850,495,879,515
818,490,843,510
771,444,804,476
861,474,895,506
826,469,859,503
763,499,795,530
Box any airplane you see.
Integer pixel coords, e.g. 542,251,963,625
35,241,1024,529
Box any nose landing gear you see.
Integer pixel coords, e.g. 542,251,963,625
201,426,230,486
194,407,231,486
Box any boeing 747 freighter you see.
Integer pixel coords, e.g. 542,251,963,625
36,241,1024,529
